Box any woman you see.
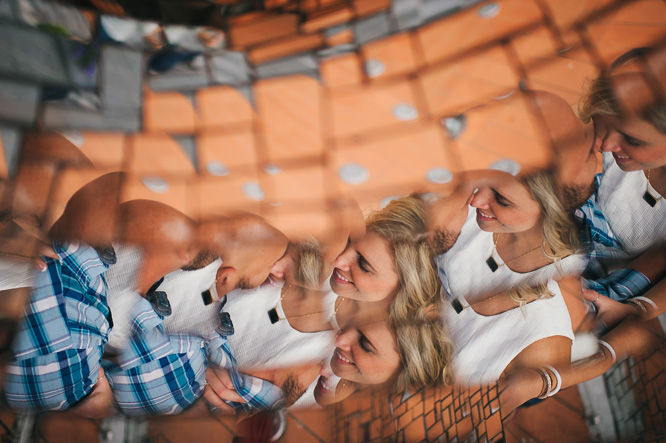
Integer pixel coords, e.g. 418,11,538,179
438,169,586,385
313,314,451,407
330,194,442,324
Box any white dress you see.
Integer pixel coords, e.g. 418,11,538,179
438,208,577,384
595,151,666,266
438,207,587,301
441,280,574,384
224,283,336,371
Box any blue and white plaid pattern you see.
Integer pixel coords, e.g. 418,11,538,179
584,268,651,302
4,244,110,411
577,174,653,300
107,298,283,415
105,296,207,415
207,335,285,413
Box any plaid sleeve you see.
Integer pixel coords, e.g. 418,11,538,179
206,333,285,413
584,268,652,302
4,243,110,412
105,296,207,415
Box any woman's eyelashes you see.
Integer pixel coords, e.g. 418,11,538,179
357,255,370,273
492,190,512,207
620,132,645,147
359,333,373,353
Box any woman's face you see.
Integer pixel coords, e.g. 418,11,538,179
329,233,399,302
596,113,666,172
469,172,542,233
328,320,401,386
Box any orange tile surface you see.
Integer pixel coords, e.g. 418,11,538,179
524,48,597,103
263,164,328,207
418,0,544,65
254,75,324,162
228,12,299,49
329,81,421,140
331,122,453,207
301,5,354,34
419,46,518,117
248,33,325,64
352,0,390,17
75,132,126,169
126,134,197,176
143,90,198,134
196,86,255,130
362,32,422,79
320,53,364,88
195,173,265,216
325,27,355,46
456,99,552,171
196,130,257,175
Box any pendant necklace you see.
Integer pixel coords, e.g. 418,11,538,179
643,169,662,208
268,285,345,324
486,233,542,273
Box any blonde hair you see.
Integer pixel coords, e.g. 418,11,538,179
522,172,582,260
579,75,666,134
393,315,453,390
364,195,443,322
293,239,324,289
512,172,582,303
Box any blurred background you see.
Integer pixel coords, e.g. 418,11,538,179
0,0,664,441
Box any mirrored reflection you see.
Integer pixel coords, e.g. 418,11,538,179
0,0,665,441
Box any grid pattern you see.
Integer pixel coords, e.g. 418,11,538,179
331,383,503,442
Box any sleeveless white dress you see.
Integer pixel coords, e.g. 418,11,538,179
438,208,577,384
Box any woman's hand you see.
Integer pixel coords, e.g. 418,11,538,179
583,288,638,329
204,366,246,415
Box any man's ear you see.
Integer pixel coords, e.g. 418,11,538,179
215,266,238,297
178,243,198,265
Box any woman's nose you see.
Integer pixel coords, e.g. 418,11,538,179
600,130,623,153
335,329,354,351
469,188,490,209
333,245,355,271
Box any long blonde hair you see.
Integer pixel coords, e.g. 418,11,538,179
522,171,582,260
393,315,453,390
364,195,443,322
511,172,582,303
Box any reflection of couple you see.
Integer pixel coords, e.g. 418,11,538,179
3,44,666,421
1,170,451,415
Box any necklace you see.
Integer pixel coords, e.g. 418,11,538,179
643,169,662,207
267,285,345,324
201,276,221,306
486,233,542,272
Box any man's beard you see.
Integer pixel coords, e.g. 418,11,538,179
431,229,461,256
561,182,596,212
181,249,218,271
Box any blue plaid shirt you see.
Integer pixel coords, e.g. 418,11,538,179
106,296,284,415
577,174,651,301
4,243,110,411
